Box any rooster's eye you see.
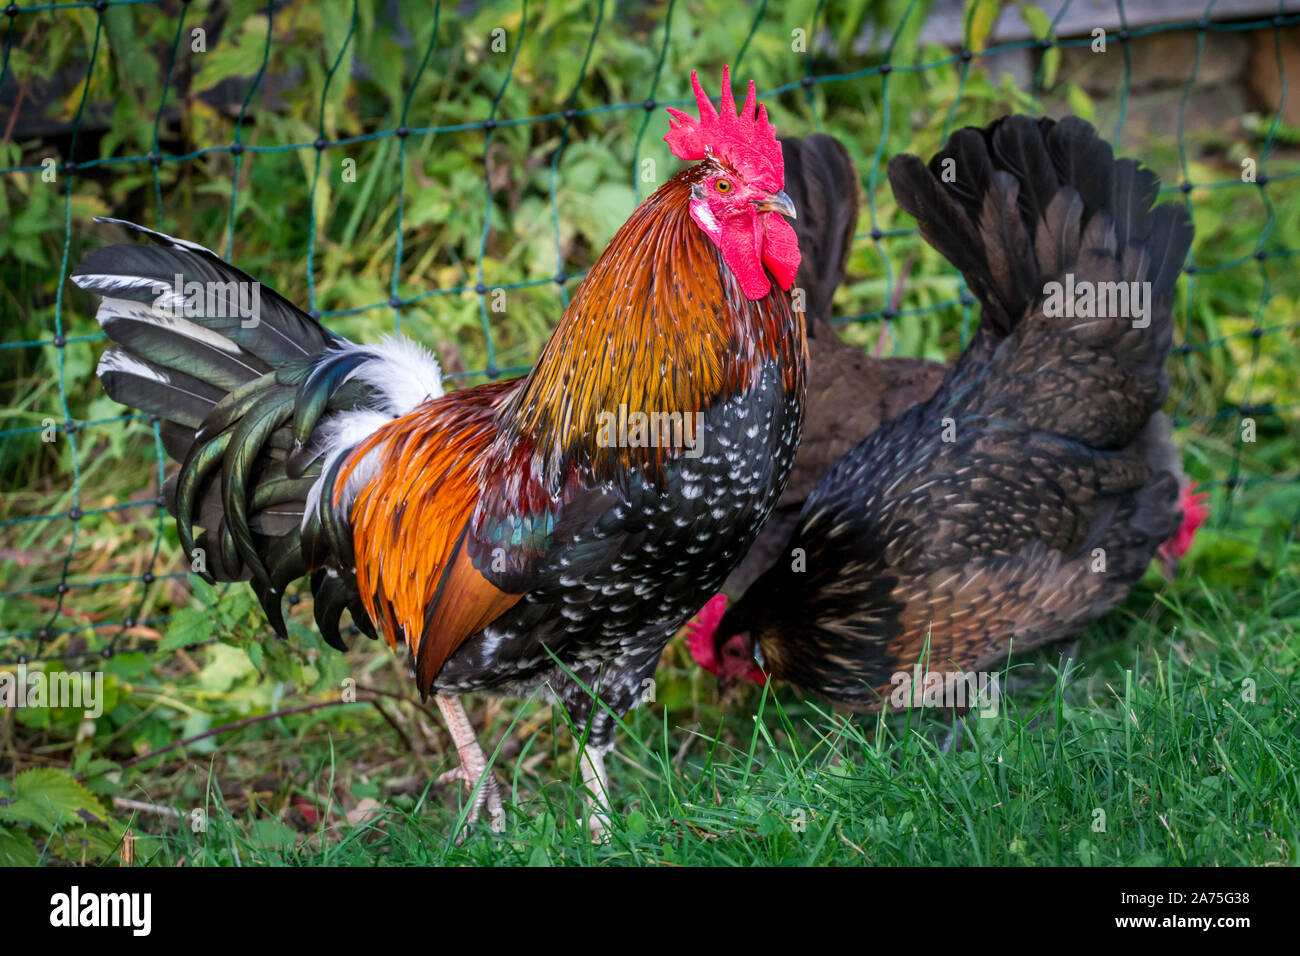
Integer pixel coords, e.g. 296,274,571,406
715,180,731,193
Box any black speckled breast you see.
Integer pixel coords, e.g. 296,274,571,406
431,360,803,747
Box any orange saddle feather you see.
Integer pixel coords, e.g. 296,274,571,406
339,381,523,696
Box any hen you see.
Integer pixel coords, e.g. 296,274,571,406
74,67,806,838
725,133,946,596
697,115,1195,706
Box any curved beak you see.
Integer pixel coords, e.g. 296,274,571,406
755,189,796,219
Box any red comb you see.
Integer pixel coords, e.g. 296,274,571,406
1159,481,1211,565
684,594,767,687
664,67,784,193
684,593,728,676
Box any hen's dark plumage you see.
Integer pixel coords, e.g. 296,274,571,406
715,116,1194,707
725,135,946,596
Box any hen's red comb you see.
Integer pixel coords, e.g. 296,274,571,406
683,594,767,687
684,593,728,675
664,67,784,193
1159,481,1211,564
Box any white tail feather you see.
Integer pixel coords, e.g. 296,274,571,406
97,348,171,384
347,335,444,416
95,297,246,356
301,336,446,528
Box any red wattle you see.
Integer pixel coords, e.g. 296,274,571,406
762,213,801,291
717,212,800,302
719,217,771,301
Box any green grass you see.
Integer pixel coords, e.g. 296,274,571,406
20,557,1286,868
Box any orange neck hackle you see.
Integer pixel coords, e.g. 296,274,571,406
497,161,806,489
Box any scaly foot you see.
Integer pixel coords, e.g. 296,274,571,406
434,695,506,838
437,762,505,834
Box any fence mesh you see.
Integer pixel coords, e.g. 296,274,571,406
1,0,1298,667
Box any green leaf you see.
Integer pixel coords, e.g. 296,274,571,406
104,4,152,94
625,810,648,837
1040,45,1060,89
191,577,221,605
159,605,213,653
1076,837,1098,866
180,712,216,754
1019,4,1060,89
192,16,273,93
249,818,298,853
1017,2,1052,40
527,843,551,866
46,821,144,863
0,826,38,866
0,769,110,829
1066,83,1095,123
351,781,380,801
197,643,257,694
964,0,1003,54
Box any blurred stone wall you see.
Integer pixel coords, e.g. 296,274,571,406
861,0,1299,170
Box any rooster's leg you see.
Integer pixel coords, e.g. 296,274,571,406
577,744,612,843
434,695,505,834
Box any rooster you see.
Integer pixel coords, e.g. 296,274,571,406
74,67,806,838
692,115,1196,705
